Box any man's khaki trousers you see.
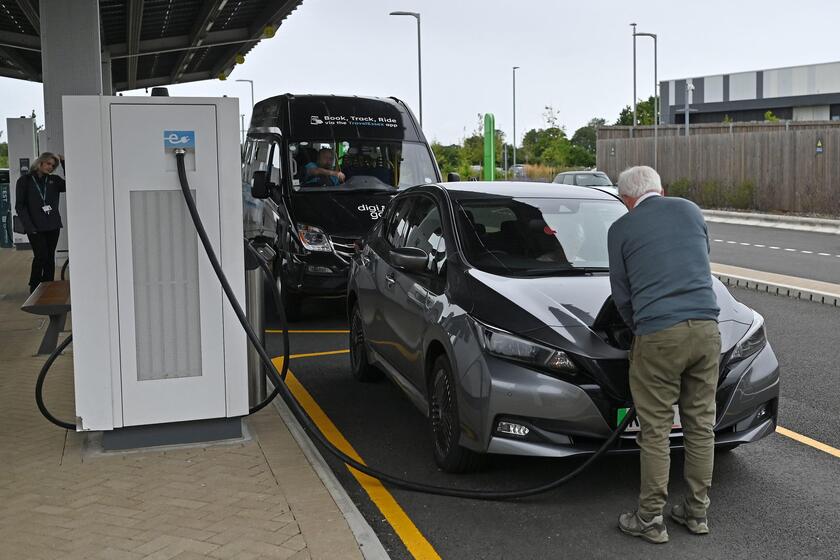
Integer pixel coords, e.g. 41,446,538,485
629,319,721,518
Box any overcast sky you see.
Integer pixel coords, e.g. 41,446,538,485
3,0,840,145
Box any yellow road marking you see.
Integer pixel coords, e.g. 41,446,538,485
266,329,350,334
289,349,349,360
777,426,840,459
272,358,440,560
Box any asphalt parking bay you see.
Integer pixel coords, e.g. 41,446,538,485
266,288,840,560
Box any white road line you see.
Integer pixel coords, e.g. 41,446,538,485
715,239,838,259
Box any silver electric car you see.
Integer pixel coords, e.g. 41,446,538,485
347,182,779,472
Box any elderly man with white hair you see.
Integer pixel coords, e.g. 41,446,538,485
608,166,720,544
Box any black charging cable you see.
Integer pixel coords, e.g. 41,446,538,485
175,149,637,500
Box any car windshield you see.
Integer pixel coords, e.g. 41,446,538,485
577,174,613,187
456,197,627,275
290,140,436,192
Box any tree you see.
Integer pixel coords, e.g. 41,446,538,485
615,96,656,125
431,143,463,175
764,110,779,122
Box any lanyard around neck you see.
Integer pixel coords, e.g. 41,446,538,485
31,174,48,203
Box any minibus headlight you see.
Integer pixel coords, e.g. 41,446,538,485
296,224,332,252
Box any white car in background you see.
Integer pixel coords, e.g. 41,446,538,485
553,170,619,197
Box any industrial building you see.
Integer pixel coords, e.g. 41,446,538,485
660,60,840,124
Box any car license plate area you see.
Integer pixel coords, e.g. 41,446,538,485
617,406,682,433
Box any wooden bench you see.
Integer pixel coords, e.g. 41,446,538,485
21,280,71,355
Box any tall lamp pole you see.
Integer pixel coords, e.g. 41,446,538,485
631,23,637,130
235,79,255,109
512,66,520,170
634,31,658,168
390,11,422,128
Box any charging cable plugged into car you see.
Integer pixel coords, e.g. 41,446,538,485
33,146,637,501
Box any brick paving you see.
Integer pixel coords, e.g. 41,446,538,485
0,248,365,560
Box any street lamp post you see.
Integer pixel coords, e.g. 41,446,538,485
390,11,422,128
634,31,658,168
685,80,694,137
512,66,520,170
235,79,255,109
631,23,637,131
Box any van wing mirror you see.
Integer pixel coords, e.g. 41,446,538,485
390,247,429,273
251,170,270,199
447,172,461,182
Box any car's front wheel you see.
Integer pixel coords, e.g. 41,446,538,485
429,355,482,473
349,303,382,382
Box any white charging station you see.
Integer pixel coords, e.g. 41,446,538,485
62,96,247,435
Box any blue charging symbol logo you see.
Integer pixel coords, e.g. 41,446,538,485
164,130,196,149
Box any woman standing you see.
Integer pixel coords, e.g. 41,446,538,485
15,152,66,293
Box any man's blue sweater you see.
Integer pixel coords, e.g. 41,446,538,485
607,195,720,335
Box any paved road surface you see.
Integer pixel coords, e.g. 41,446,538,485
267,290,840,560
708,222,840,283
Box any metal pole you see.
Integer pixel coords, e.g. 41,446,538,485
513,66,519,170
390,12,423,127
245,248,266,408
685,80,692,137
416,15,422,128
631,23,637,129
504,144,508,179
240,114,245,145
236,79,254,109
653,35,657,169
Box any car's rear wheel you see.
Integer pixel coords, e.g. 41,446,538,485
349,303,382,382
429,355,482,473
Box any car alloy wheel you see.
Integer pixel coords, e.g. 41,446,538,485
428,355,481,473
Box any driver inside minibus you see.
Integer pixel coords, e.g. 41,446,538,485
305,148,346,185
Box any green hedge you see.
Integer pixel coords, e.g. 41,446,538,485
665,178,755,210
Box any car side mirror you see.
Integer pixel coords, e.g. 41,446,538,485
447,172,461,182
251,170,270,199
390,247,429,273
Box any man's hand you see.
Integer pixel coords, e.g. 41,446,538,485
334,171,346,183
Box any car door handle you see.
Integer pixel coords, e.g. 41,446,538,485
385,273,395,287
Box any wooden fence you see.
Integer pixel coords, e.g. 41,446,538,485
596,123,840,215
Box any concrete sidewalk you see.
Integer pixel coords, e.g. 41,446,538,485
0,248,372,560
712,262,840,307
703,209,840,234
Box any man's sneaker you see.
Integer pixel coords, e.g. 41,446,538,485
670,503,710,535
618,511,669,544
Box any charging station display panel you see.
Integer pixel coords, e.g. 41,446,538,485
110,104,225,426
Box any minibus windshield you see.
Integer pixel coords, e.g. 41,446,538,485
289,139,437,192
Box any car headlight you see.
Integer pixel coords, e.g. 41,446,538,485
730,311,767,362
296,224,332,252
473,318,577,376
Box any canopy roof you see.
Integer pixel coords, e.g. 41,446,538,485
0,0,302,90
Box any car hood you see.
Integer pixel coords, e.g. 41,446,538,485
463,269,755,401
465,269,753,352
289,192,393,237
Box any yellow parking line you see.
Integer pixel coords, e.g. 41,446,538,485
776,426,840,459
289,349,349,360
266,329,350,334
272,358,440,560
